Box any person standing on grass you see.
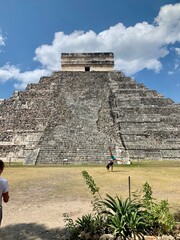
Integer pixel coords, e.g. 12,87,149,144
0,159,9,226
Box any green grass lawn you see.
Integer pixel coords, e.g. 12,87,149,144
4,160,180,214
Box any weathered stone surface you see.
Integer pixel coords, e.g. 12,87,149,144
61,52,114,72
0,69,179,164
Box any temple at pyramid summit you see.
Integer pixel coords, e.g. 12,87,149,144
0,52,179,164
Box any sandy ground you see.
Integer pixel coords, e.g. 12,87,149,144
0,199,92,239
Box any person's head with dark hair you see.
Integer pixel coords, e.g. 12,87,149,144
0,160,4,173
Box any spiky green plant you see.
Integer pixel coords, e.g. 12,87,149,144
76,213,106,236
101,194,148,239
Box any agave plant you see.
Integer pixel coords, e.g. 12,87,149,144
76,213,95,232
75,213,106,236
101,194,148,239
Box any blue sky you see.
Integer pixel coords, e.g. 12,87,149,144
0,0,180,102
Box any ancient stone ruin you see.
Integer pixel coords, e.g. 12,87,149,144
61,52,114,72
0,52,179,164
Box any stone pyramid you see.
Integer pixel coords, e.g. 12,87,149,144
0,53,179,164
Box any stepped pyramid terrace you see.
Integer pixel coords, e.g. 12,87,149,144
0,52,179,164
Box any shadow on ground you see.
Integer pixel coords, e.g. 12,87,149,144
0,223,69,240
107,170,129,173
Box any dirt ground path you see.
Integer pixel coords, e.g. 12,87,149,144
0,166,94,239
1,199,92,239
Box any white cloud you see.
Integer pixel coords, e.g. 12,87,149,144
155,3,180,44
168,71,174,75
0,32,5,53
115,58,162,74
13,69,50,89
0,64,50,89
0,64,20,82
175,48,180,56
0,3,180,90
0,35,5,46
34,3,180,76
33,30,101,71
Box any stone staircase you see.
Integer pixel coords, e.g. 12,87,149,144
36,72,119,164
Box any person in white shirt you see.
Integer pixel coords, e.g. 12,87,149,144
0,160,9,225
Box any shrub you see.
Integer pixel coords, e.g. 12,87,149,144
141,182,175,235
101,194,149,239
76,213,106,236
174,210,180,222
63,172,175,239
63,213,80,239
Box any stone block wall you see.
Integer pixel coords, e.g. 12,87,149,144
61,52,114,72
